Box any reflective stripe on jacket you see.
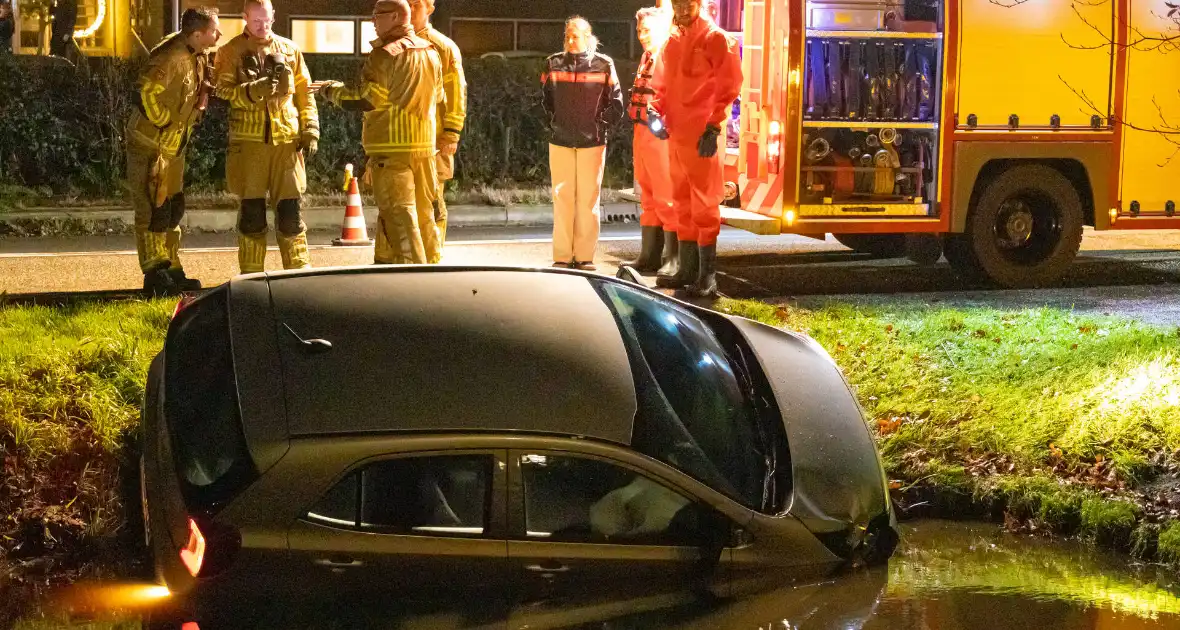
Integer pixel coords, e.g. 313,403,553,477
128,32,210,158
327,34,443,158
214,32,319,145
541,51,625,149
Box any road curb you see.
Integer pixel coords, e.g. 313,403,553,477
0,203,641,235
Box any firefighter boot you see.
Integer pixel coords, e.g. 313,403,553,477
659,240,700,290
277,232,312,269
165,228,202,291
140,231,177,297
238,233,269,274
654,232,681,287
276,199,312,269
688,244,719,298
629,226,665,273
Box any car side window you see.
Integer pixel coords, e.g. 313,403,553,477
306,455,492,537
520,453,713,546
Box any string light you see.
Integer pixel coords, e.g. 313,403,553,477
74,0,107,39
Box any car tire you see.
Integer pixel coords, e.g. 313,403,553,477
832,233,907,258
950,164,1084,288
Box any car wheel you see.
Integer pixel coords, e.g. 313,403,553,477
832,233,907,258
952,164,1084,288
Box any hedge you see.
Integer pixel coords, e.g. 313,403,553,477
0,54,637,199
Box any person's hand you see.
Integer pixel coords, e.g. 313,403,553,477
299,134,318,159
439,141,459,157
247,76,278,101
697,124,721,158
313,80,345,103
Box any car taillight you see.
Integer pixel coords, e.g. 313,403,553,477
179,518,206,577
179,517,241,579
172,294,197,319
767,120,782,174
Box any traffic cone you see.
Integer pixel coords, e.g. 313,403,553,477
333,174,373,246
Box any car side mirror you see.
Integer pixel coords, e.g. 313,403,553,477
616,265,645,285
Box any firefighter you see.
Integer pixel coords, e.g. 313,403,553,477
542,17,625,270
215,0,319,275
628,6,675,273
410,0,467,263
126,8,220,296
316,0,444,265
650,0,742,296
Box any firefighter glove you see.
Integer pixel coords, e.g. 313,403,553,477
300,134,318,159
697,124,721,158
319,81,345,105
247,76,279,101
647,107,669,140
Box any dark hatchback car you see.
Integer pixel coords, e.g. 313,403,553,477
140,266,896,627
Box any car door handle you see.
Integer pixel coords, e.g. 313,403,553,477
314,558,364,568
525,562,570,573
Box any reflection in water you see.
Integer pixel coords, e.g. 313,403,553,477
17,520,1180,629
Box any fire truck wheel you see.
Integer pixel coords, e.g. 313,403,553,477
956,164,1084,288
832,233,906,258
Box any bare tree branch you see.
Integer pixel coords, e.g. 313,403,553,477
1060,75,1180,166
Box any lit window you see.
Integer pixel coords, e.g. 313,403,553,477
290,19,356,54
361,21,378,52
217,18,245,49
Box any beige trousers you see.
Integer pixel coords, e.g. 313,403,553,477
549,144,606,264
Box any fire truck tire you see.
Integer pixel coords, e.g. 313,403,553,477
833,233,907,258
952,164,1083,288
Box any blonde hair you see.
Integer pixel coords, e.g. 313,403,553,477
565,16,599,53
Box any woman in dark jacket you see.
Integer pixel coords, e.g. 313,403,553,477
541,16,625,270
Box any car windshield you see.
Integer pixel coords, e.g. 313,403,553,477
595,282,783,511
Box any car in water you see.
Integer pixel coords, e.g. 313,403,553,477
138,266,897,627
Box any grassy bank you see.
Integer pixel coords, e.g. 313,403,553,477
0,299,172,617
4,295,1180,607
721,298,1180,565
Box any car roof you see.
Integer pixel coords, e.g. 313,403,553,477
228,266,640,447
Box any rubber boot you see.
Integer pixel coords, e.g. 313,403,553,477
278,231,312,270
167,268,202,291
630,226,665,272
658,240,699,290
688,244,718,298
654,232,681,287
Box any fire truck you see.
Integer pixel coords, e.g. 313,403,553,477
705,0,1180,287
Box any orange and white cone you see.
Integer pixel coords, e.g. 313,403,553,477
332,174,372,246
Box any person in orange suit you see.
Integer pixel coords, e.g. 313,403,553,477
627,6,675,272
650,0,742,297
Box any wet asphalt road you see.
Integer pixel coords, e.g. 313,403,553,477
4,224,1180,326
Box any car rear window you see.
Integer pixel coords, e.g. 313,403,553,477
595,282,785,511
164,286,256,514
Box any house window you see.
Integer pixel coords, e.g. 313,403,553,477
516,21,563,54
450,19,514,56
360,21,378,52
290,19,356,54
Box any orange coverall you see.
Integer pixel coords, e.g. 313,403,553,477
629,49,675,230
650,16,742,247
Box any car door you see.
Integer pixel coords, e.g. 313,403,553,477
505,449,742,627
286,449,511,627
